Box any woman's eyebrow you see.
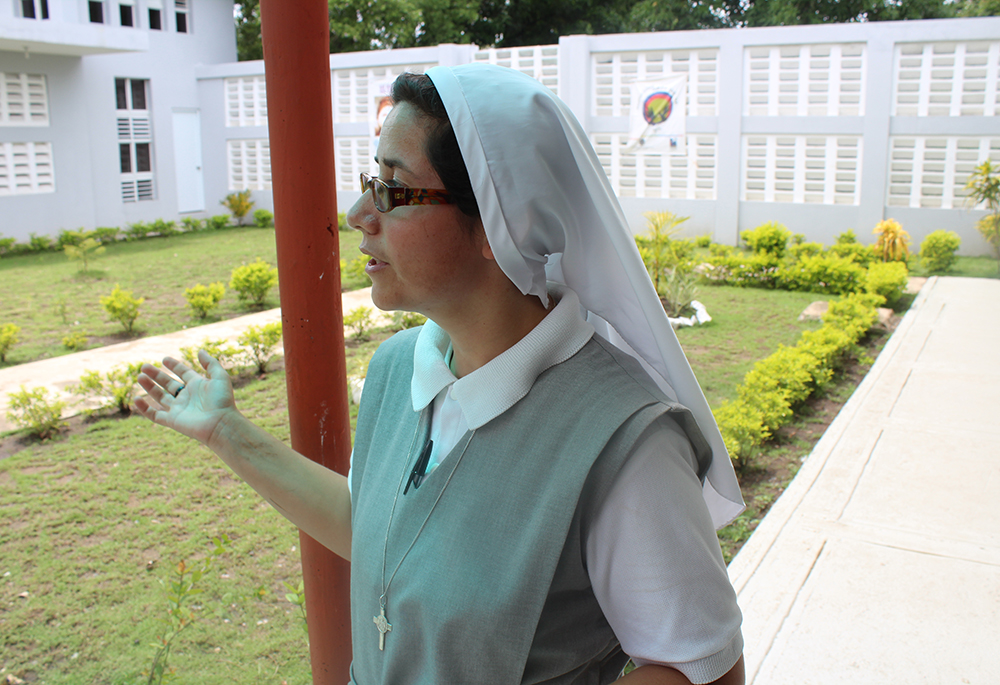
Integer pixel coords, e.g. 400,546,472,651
373,155,410,173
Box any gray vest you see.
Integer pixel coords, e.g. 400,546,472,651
350,328,711,684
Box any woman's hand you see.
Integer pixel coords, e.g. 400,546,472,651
135,350,238,448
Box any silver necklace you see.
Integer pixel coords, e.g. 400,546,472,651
375,421,475,651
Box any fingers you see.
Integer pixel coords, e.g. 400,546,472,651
140,362,185,397
198,349,230,381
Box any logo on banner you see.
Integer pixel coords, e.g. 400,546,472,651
625,75,687,155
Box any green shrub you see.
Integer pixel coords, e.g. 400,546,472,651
0,323,21,363
71,362,143,415
64,236,106,271
62,330,88,351
390,311,427,330
338,212,350,231
708,242,736,257
828,241,876,266
344,306,375,341
660,268,699,317
57,228,87,249
919,230,961,273
741,221,791,258
253,209,274,228
92,226,121,244
124,221,154,241
221,189,255,226
208,214,231,230
28,232,53,252
184,282,226,319
238,322,283,374
6,386,67,440
835,229,858,245
788,242,825,261
151,218,179,236
230,259,278,308
706,251,781,288
777,254,864,295
695,235,712,249
100,284,144,334
714,401,770,474
864,261,908,307
181,216,205,232
181,339,241,375
0,236,16,256
342,254,371,284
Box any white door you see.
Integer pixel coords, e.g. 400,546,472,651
172,109,205,213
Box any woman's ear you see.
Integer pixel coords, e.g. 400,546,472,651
476,220,495,261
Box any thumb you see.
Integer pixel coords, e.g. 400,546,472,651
199,348,229,381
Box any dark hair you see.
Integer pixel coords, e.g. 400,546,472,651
391,73,480,221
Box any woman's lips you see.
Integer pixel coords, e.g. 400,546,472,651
364,256,389,274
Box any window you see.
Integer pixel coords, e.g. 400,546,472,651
175,0,188,32
89,1,104,23
115,78,154,202
149,8,162,29
115,78,147,110
2,73,49,126
18,0,49,19
227,139,271,190
225,76,268,126
0,142,55,196
119,0,135,27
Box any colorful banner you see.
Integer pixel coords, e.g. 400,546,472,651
625,74,688,155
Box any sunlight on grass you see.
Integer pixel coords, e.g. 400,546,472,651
0,228,365,367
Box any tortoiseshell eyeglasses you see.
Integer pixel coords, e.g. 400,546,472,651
359,172,452,214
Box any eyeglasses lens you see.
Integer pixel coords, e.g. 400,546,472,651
360,173,391,213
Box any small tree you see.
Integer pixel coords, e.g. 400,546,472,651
0,323,21,363
101,284,145,334
184,282,226,319
6,386,67,440
72,362,144,415
635,211,689,294
966,159,1000,273
221,189,255,226
238,322,283,374
230,259,278,308
344,306,375,341
64,236,106,272
872,218,910,263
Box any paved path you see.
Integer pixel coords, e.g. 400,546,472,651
0,287,383,433
729,276,1000,684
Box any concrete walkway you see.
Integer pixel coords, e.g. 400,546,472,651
0,287,383,433
3,277,998,682
729,276,1000,685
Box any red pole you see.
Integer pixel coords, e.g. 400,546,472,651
258,1,352,682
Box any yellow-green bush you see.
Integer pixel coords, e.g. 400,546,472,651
715,291,880,473
863,261,908,307
0,323,20,363
184,282,226,319
919,230,961,273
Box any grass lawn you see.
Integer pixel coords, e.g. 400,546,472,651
0,228,366,367
909,253,1000,279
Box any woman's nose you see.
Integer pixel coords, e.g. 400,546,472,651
346,191,378,235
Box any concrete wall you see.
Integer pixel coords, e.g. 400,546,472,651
4,14,1000,258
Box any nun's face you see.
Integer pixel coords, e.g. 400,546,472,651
348,102,491,320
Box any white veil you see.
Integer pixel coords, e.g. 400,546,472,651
427,64,744,528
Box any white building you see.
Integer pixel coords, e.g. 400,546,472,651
2,10,999,254
0,0,234,241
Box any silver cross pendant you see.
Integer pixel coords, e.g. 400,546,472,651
373,606,392,651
